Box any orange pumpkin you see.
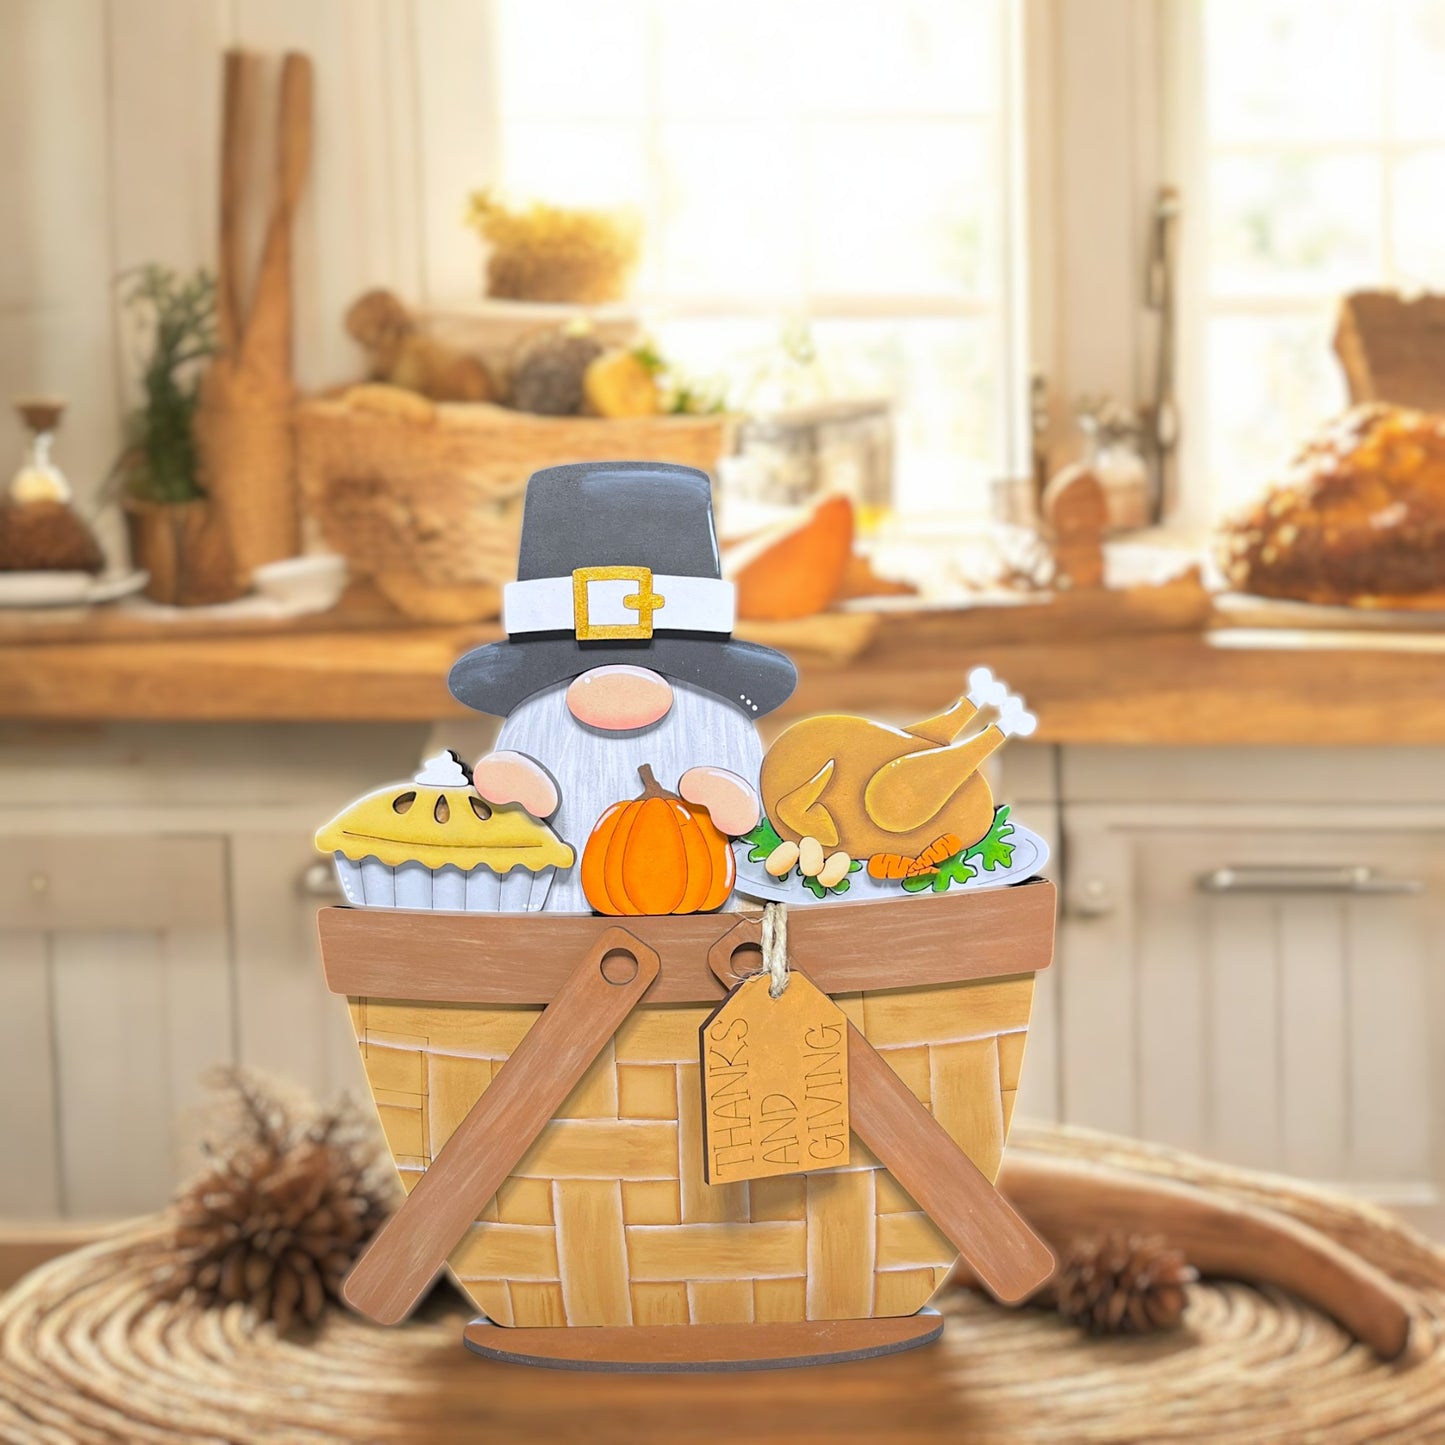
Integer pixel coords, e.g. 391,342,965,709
582,764,736,916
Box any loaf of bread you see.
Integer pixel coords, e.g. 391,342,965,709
1216,404,1445,606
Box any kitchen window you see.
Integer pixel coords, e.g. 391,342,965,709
487,0,1445,529
1171,0,1445,516
489,0,1025,518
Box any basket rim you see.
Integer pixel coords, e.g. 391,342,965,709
318,878,1056,1006
295,394,737,432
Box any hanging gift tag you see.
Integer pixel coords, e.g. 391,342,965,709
699,972,850,1185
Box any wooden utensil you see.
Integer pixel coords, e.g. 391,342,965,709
707,925,1055,1304
344,926,660,1326
196,49,313,587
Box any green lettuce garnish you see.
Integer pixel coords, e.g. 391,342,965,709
742,816,784,863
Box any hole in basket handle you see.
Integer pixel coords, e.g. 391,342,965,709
600,948,639,985
729,941,763,979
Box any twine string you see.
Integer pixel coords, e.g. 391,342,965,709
760,901,789,998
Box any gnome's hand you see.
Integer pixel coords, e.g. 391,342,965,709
678,766,760,837
471,750,560,819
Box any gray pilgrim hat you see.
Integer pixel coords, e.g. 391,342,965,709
448,461,799,719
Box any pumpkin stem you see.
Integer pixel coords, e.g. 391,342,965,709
636,763,670,799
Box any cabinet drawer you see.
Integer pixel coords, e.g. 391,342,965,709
0,836,226,931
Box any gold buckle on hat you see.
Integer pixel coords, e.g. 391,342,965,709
572,565,667,640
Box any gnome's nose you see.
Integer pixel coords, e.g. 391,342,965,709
566,665,674,731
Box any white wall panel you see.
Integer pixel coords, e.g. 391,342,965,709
0,0,121,519
412,0,501,303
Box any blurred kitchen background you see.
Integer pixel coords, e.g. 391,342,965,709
2,0,1444,1239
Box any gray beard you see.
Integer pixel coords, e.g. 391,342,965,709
495,679,764,913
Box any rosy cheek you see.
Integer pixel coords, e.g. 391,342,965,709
566,666,674,731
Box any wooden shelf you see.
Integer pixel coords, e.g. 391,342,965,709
1,607,1444,743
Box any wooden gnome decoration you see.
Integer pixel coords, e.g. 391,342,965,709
313,461,1058,1372
447,461,788,912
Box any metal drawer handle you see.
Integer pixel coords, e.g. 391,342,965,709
299,861,344,899
1198,865,1423,896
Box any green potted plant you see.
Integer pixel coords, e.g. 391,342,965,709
113,265,242,605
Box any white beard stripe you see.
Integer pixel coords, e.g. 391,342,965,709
495,679,764,913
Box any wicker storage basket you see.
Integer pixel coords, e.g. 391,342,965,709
319,884,1054,1333
295,389,733,622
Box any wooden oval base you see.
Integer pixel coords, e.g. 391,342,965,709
462,1309,943,1373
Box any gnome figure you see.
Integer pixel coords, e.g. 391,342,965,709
449,462,797,912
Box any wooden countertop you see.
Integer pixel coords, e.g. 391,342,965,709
2,599,1443,743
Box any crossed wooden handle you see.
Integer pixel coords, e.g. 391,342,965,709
343,920,1055,1326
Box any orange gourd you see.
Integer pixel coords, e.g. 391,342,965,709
582,764,735,916
723,493,855,621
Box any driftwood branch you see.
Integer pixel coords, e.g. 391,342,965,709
951,1151,1413,1361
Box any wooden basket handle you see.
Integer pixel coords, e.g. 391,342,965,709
708,917,1055,1303
345,926,660,1326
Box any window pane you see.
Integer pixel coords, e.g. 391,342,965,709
495,0,648,118
1391,1,1445,139
811,318,998,516
807,119,993,297
500,121,648,209
1205,0,1382,142
657,122,805,297
649,317,779,384
1392,150,1445,284
1207,313,1345,512
1209,153,1382,296
655,1,797,118
791,0,999,117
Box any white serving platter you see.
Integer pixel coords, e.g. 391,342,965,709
732,822,1051,906
0,569,148,608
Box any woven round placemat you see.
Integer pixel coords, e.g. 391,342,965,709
2,1128,1441,1444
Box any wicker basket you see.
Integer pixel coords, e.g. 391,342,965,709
320,886,1054,1332
295,388,733,622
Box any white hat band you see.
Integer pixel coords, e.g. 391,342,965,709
504,567,736,642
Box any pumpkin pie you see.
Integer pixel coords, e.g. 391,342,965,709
315,750,573,911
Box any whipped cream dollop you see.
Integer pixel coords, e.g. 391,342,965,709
413,749,471,788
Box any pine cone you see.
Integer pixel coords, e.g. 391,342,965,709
160,1071,397,1334
1052,1231,1196,1336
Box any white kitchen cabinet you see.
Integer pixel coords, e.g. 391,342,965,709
1055,782,1445,1228
0,723,424,1220
0,834,231,1217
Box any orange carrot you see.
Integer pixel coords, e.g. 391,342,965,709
868,852,916,880
904,834,965,878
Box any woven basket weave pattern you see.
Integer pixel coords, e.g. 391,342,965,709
297,400,732,587
351,975,1033,1328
